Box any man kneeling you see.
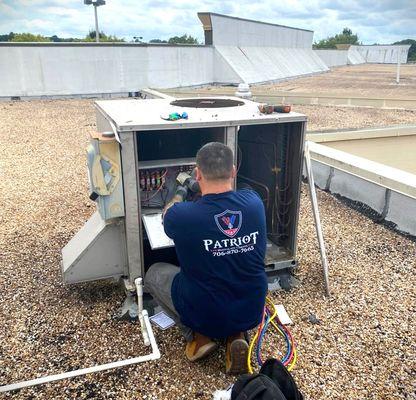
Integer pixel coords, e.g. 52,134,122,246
146,142,267,374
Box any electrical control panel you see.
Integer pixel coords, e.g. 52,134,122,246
139,164,195,210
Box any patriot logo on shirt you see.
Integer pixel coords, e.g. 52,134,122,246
214,210,242,238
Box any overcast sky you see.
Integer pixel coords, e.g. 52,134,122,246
0,0,415,44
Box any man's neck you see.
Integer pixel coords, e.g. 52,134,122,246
201,181,233,196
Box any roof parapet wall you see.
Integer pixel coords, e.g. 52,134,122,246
350,45,411,63
198,12,314,48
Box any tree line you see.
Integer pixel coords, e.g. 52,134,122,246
1,29,414,61
313,28,416,61
0,31,199,44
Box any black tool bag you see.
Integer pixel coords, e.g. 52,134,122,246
231,358,303,400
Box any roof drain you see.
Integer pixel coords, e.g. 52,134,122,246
376,188,392,223
325,166,335,191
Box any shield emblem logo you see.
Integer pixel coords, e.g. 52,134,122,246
214,210,242,238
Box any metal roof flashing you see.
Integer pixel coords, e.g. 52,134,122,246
197,12,314,33
94,97,307,132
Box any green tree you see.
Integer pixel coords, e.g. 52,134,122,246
10,33,50,42
149,38,168,44
393,39,416,61
314,27,359,49
167,34,199,44
50,35,80,42
84,30,125,42
0,32,14,41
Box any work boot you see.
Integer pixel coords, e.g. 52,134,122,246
185,332,218,362
225,332,249,375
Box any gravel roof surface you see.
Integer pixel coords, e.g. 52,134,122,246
258,64,416,98
0,99,415,399
184,64,416,99
293,105,416,131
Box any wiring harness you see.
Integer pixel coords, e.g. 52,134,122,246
247,297,297,373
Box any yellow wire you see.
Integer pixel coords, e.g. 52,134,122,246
266,297,277,321
268,298,297,370
287,346,297,371
247,296,297,373
270,319,284,337
247,329,259,373
248,297,278,373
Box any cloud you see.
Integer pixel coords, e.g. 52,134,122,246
0,0,414,44
0,2,19,17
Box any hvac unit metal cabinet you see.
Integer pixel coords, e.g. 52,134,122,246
62,97,306,291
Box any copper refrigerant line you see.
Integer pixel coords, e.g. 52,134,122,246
238,174,271,210
238,139,292,239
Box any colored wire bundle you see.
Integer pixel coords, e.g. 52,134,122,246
247,297,297,373
142,169,169,207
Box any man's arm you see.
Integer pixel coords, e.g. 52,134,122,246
163,185,187,217
163,192,184,217
162,185,187,239
163,170,199,216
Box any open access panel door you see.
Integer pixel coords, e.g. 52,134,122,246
237,121,305,289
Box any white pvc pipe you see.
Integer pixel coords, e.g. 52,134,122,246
304,141,331,296
0,290,160,393
136,277,150,346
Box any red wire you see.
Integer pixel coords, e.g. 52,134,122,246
256,306,270,366
269,310,295,367
257,306,266,336
255,306,296,368
280,323,295,366
254,306,266,358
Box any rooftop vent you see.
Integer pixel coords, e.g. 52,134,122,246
170,98,245,108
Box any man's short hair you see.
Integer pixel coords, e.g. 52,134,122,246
196,142,234,181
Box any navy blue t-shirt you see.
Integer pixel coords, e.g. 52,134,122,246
163,189,267,339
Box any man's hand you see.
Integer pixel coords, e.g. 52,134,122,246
163,185,188,217
175,185,188,200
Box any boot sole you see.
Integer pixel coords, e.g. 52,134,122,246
186,341,218,362
226,339,249,375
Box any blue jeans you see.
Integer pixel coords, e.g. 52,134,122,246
145,262,193,342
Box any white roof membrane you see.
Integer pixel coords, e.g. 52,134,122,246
215,46,329,84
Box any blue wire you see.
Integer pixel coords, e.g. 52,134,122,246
256,314,270,366
256,309,270,366
281,331,291,364
256,308,293,367
273,310,292,364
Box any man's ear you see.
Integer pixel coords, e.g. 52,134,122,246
195,167,202,181
231,165,237,179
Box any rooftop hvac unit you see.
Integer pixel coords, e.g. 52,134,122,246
62,96,306,293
